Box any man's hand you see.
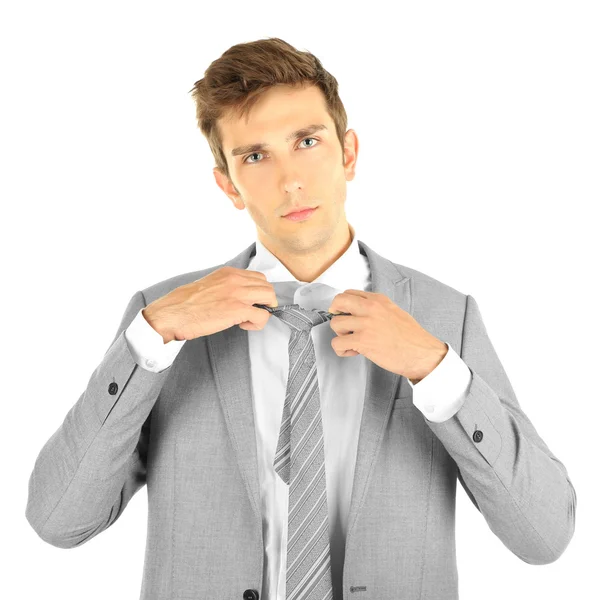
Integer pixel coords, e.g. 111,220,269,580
328,289,448,382
142,267,278,343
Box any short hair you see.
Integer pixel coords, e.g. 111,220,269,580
188,37,348,181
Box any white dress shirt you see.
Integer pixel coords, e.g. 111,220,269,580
124,225,472,599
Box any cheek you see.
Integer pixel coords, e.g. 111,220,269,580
246,203,278,227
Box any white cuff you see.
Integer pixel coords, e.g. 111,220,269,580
124,307,186,373
407,342,472,423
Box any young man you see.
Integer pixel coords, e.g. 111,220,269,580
26,37,576,600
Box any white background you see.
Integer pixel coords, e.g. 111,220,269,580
3,1,598,598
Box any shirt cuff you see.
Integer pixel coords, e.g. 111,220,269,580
124,307,186,373
406,342,472,423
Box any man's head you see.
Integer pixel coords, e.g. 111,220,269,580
189,38,358,258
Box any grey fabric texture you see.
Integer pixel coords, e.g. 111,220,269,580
25,239,577,600
266,305,339,600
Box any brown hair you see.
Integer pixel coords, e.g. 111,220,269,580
188,37,348,183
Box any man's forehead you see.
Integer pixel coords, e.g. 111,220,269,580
220,85,330,152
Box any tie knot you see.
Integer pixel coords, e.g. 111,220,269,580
254,303,348,332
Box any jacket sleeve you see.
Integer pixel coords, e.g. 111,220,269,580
25,290,173,548
424,294,577,565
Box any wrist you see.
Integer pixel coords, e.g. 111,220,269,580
425,340,448,376
142,308,174,344
411,340,448,384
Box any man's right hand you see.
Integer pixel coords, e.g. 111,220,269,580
142,266,278,343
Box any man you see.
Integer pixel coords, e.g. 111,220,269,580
26,38,576,600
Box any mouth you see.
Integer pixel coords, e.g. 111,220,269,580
282,206,318,221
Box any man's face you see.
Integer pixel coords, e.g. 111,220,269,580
214,83,358,254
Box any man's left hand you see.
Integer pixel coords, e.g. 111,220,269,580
328,289,448,383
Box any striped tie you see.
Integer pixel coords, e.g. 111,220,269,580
254,303,350,600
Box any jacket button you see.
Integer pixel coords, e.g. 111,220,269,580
473,429,483,443
243,589,259,600
108,382,118,395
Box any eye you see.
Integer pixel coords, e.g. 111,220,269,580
242,137,320,164
300,136,318,148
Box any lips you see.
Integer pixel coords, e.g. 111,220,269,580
283,207,318,222
283,206,317,216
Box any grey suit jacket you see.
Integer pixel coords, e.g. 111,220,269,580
25,239,577,600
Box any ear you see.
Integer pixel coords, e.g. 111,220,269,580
342,129,359,182
213,167,244,210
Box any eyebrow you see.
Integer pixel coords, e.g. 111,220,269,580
230,123,328,157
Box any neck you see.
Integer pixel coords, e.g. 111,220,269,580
259,221,354,283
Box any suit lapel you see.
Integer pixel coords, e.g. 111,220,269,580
206,239,412,531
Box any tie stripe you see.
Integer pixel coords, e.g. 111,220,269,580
255,303,343,600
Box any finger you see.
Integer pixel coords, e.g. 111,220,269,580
329,291,368,316
329,315,355,335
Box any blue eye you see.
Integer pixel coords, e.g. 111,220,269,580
243,137,319,164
